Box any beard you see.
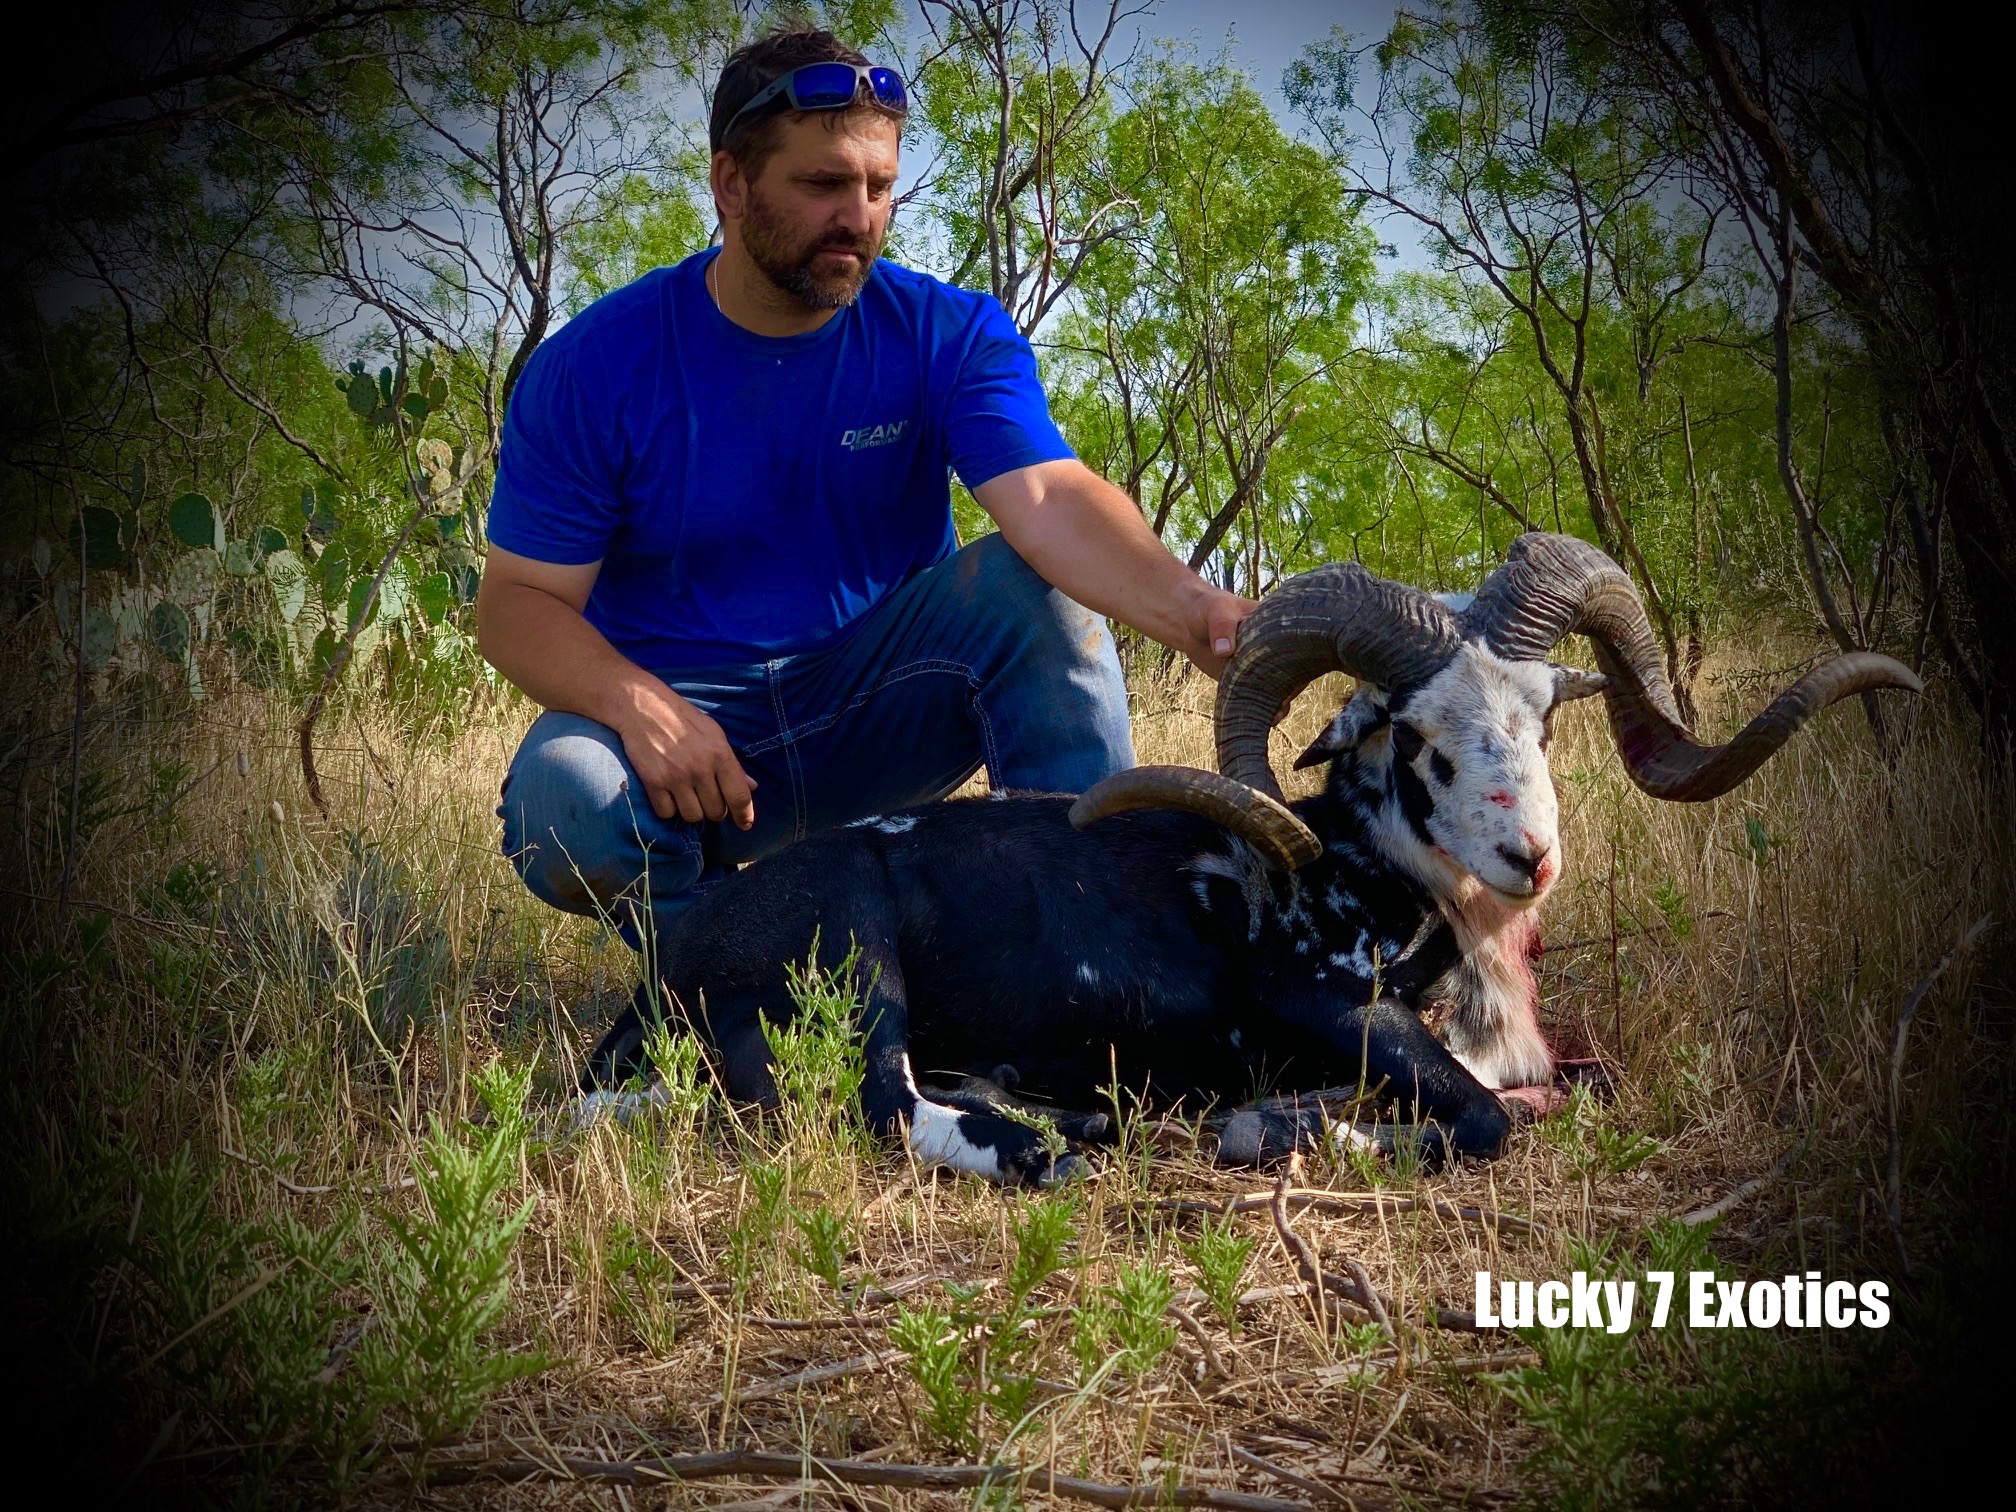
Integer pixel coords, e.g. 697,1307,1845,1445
741,186,882,311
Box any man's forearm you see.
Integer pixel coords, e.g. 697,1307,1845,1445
1008,491,1213,653
476,579,667,731
978,460,1249,670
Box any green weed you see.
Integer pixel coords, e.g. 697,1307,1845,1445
1106,1259,1177,1382
792,1204,852,1292
891,1304,976,1451
602,1219,680,1355
356,1116,545,1449
762,933,871,1155
1181,1217,1254,1329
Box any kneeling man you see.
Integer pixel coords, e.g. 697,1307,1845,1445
477,29,1251,1087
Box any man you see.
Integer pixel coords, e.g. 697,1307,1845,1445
480,29,1252,1086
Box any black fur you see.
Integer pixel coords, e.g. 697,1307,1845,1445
583,755,1515,1183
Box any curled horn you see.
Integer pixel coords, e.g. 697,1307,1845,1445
1070,563,1462,866
1067,767,1320,871
1462,532,1923,801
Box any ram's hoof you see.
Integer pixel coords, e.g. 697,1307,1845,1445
571,1084,674,1131
1497,1085,1568,1123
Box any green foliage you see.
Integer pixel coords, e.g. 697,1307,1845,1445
640,1015,709,1121
1541,1086,1659,1178
1594,1126,1661,1175
891,1304,977,1451
761,933,871,1153
71,505,129,569
167,492,220,550
792,1205,852,1292
725,1159,791,1296
601,1219,680,1355
1340,1319,1387,1356
356,1116,545,1448
1651,877,1694,941
148,600,190,662
1106,1258,1177,1381
1181,1217,1254,1329
1006,1191,1079,1305
473,1057,537,1152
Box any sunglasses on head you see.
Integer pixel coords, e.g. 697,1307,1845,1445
720,61,910,146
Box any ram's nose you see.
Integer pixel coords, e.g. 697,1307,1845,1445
1496,834,1555,890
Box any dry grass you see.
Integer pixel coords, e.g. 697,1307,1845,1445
5,623,2012,1509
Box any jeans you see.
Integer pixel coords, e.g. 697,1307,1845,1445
498,532,1135,951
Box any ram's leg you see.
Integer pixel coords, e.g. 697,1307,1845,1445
915,1073,1114,1146
1279,994,1512,1162
854,960,1084,1186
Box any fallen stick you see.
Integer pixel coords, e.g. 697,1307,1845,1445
1269,1165,1330,1332
220,1145,416,1198
414,1446,1306,1510
1318,1347,1536,1385
1225,1442,1347,1506
1171,1283,1304,1312
1167,1301,1228,1380
1260,1169,1484,1333
699,1349,908,1408
1680,1150,1794,1228
1340,1255,1390,1335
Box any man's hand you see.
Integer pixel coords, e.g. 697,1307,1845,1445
612,679,758,829
477,546,757,831
1185,584,1259,679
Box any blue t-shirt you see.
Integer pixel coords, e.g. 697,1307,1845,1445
486,249,1074,672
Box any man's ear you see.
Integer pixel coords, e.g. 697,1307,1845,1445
710,148,746,222
1293,695,1389,769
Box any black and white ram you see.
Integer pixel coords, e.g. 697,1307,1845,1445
581,534,1917,1184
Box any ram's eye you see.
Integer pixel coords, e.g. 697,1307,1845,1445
1429,748,1456,786
1391,722,1425,762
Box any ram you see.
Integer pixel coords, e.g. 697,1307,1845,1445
581,534,1917,1184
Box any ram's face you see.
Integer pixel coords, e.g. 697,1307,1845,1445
1391,643,1567,902
1306,642,1581,905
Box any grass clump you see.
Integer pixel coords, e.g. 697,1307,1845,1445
1181,1216,1254,1329
358,1107,547,1451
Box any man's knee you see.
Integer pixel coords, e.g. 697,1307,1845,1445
955,531,1121,677
499,715,662,917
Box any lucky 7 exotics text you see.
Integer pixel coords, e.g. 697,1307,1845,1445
1474,1271,1890,1331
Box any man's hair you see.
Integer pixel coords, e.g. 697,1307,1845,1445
709,29,887,183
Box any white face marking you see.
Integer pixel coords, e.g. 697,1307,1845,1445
1376,644,1563,905
898,1055,1002,1178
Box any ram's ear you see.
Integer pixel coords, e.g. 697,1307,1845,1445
1293,695,1389,769
1549,664,1610,705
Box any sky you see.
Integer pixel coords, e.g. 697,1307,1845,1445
1127,0,1401,115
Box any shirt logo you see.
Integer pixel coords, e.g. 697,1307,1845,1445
840,419,911,452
